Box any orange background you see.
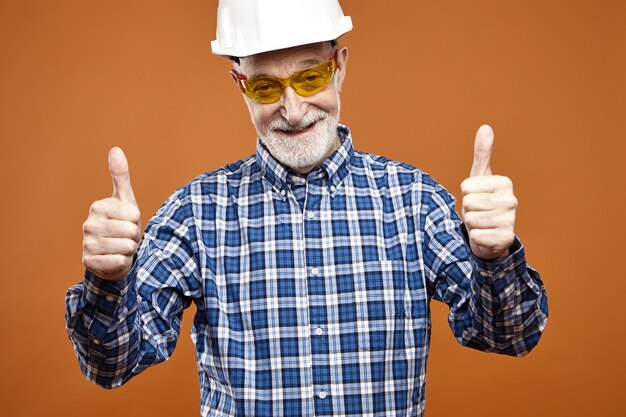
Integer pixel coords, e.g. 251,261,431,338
1,1,625,416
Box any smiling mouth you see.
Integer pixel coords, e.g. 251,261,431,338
275,120,318,136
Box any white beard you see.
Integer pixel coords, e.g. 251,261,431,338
260,108,340,171
246,81,343,171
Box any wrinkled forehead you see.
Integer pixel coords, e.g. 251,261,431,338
237,42,334,78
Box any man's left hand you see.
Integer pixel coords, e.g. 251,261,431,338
461,125,518,261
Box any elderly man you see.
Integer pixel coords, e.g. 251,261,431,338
66,1,548,416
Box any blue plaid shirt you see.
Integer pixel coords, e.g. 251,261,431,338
66,125,548,416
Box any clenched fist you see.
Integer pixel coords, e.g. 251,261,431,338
82,147,141,281
461,125,518,261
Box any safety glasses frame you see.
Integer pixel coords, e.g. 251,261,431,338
230,50,338,104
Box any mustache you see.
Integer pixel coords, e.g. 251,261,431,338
269,110,328,132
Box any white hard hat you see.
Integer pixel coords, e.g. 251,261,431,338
211,0,353,58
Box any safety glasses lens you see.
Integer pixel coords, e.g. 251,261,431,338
292,67,332,95
241,60,335,104
245,80,283,103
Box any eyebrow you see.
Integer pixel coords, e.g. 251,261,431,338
249,58,323,80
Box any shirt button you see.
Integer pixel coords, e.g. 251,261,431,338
315,327,323,336
306,211,315,219
105,295,116,303
330,185,336,192
92,338,101,345
318,391,327,399
280,190,286,197
311,267,319,276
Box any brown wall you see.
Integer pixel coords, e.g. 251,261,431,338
1,1,624,416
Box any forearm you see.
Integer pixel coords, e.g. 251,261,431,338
67,207,198,388
422,168,548,357
67,170,200,388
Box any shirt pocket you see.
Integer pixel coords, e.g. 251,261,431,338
352,260,427,352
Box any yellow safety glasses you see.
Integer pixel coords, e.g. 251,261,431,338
230,53,338,104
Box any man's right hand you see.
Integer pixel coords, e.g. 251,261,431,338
82,147,142,281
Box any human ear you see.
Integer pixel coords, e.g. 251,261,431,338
334,46,349,91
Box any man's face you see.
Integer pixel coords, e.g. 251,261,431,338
236,42,348,174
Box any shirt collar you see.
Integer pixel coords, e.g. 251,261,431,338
256,124,354,198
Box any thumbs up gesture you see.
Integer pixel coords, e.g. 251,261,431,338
82,148,142,281
461,125,518,261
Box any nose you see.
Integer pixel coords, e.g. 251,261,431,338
279,87,309,126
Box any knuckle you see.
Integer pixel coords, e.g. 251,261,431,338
125,240,138,255
116,255,133,272
121,202,141,222
460,178,472,194
130,207,141,223
82,220,92,234
468,228,482,242
122,222,140,241
498,175,513,188
83,219,101,235
121,222,134,238
83,238,100,255
91,199,118,217
89,200,102,214
84,254,102,272
112,254,126,269
482,241,499,252
106,255,126,272
99,257,120,275
131,224,142,241
82,237,93,251
466,194,484,210
476,234,496,249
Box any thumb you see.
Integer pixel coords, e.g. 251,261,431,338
470,124,494,177
108,147,137,204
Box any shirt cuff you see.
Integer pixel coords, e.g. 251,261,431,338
470,236,531,296
83,270,132,318
460,223,528,288
81,269,137,355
